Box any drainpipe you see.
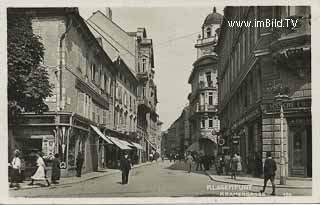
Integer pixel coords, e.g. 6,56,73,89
58,17,73,110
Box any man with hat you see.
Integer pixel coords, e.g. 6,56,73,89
120,152,132,185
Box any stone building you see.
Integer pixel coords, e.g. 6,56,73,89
87,10,160,162
8,8,119,177
216,6,311,177
187,7,222,157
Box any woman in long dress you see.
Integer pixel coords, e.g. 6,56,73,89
28,152,50,187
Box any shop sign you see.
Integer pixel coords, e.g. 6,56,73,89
218,138,225,146
233,140,239,144
264,98,311,112
42,135,55,159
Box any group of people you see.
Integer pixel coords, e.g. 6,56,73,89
215,153,242,180
9,149,61,189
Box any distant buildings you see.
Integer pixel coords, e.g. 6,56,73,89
216,6,311,177
164,8,222,157
8,8,162,178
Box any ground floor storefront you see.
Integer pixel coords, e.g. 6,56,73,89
220,98,312,178
8,112,144,179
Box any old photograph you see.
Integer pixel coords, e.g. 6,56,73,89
6,5,313,200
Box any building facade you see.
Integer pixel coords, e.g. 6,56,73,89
187,7,222,157
216,6,311,177
8,8,119,177
87,10,160,162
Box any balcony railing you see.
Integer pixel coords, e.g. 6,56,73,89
196,104,218,113
199,81,217,89
137,72,149,81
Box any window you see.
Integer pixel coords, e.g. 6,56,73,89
209,92,213,105
206,27,212,38
90,63,96,82
103,110,107,125
201,118,206,128
130,96,132,109
142,86,146,97
142,59,146,72
205,72,212,86
209,117,213,128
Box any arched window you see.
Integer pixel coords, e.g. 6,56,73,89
206,27,212,38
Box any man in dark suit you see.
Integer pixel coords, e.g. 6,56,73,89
120,153,131,185
260,151,277,195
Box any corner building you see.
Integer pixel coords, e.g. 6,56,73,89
188,7,222,157
216,6,311,177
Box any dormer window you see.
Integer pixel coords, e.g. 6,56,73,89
206,27,212,38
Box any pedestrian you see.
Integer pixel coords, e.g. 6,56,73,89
224,153,231,175
185,152,193,173
149,153,153,162
51,153,61,184
230,153,238,180
9,149,22,189
260,151,277,196
254,152,262,177
120,153,132,185
217,156,225,175
76,151,84,177
28,152,50,187
236,153,242,176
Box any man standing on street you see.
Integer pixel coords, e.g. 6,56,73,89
120,153,132,185
76,152,84,177
260,151,277,196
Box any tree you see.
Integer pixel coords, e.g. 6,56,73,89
7,10,53,119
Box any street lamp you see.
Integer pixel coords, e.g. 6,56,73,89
274,93,290,185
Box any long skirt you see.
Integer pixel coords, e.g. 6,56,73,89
31,166,46,180
11,168,20,183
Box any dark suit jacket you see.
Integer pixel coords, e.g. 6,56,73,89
264,158,277,176
120,158,131,171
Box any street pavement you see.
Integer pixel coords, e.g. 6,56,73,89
10,160,312,197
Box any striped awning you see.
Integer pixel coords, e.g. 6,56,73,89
107,136,132,150
90,125,113,144
129,142,143,150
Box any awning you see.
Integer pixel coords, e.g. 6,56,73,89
129,142,143,150
118,139,133,148
186,141,200,152
147,139,157,150
107,136,132,150
90,125,113,144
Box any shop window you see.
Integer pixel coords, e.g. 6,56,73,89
68,135,76,167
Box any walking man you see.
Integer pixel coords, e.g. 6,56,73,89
185,152,193,173
120,153,132,185
260,151,277,196
76,152,84,177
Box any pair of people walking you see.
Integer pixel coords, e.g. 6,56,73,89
29,152,61,187
230,153,242,180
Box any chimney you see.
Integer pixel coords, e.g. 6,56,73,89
106,8,112,20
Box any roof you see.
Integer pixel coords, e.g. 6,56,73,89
203,7,223,27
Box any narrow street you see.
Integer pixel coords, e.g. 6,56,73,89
10,161,311,197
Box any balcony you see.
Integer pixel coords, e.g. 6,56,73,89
197,104,218,113
136,72,149,82
199,81,217,90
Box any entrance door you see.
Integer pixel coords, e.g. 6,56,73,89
306,125,312,177
289,125,310,177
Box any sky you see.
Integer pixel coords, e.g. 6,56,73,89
79,6,223,130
